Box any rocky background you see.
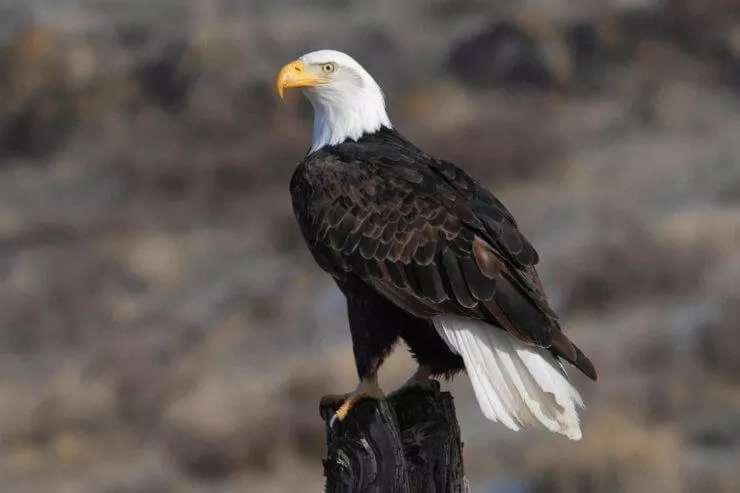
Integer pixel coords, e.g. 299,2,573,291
2,0,740,492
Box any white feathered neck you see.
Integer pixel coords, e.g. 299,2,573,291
299,50,392,153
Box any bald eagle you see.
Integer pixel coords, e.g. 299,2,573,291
277,50,597,440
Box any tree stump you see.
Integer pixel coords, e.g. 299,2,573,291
320,380,469,493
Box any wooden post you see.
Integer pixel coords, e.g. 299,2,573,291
320,380,469,493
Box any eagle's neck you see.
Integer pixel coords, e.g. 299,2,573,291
306,82,392,153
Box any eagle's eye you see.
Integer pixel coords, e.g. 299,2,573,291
321,62,337,74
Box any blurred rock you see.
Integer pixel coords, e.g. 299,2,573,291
0,25,80,158
693,297,740,383
135,40,199,111
447,20,564,91
554,222,716,314
688,413,740,450
0,88,80,159
563,18,623,93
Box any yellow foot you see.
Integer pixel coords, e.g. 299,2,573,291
387,365,434,399
400,365,432,389
321,378,385,427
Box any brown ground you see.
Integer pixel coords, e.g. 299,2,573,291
2,0,740,492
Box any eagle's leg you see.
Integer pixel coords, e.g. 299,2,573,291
385,365,433,398
396,365,432,391
401,364,433,388
322,375,386,427
323,277,404,426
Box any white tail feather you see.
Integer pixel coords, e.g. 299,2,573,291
433,315,584,440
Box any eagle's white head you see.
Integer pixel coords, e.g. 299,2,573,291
277,49,392,153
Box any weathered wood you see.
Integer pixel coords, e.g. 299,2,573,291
320,396,409,493
321,380,468,493
392,381,468,493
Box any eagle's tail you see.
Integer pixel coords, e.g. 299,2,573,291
433,315,584,440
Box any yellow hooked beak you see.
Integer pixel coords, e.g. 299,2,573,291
276,60,330,100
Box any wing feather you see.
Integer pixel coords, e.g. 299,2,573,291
291,142,596,381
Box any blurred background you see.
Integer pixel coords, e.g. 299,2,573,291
2,0,740,491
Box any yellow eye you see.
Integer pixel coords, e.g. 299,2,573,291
321,62,337,74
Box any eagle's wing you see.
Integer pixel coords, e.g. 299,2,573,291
293,147,596,380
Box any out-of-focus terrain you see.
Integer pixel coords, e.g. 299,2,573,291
2,0,740,492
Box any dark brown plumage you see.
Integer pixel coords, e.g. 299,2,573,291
290,126,597,383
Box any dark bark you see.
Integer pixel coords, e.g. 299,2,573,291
320,380,468,493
